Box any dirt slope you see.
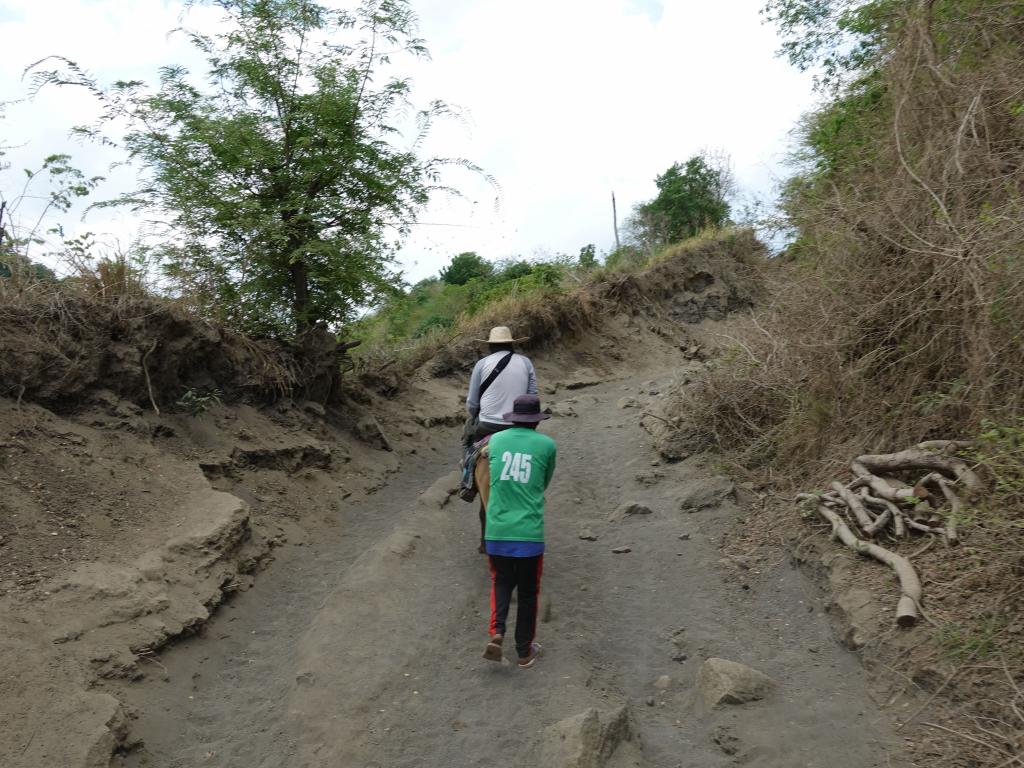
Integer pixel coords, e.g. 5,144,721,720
0,386,458,767
110,326,910,768
1,235,912,766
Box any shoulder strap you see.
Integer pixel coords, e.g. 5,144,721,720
479,352,515,399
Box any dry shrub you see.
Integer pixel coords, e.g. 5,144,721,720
0,276,304,410
418,283,602,378
356,227,765,389
690,2,1024,474
682,4,1024,762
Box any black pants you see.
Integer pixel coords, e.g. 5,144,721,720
488,554,543,658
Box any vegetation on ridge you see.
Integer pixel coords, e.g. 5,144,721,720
26,0,482,338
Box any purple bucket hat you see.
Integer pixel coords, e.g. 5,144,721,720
502,394,550,423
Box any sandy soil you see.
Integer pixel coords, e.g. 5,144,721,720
1,252,915,767
110,351,912,768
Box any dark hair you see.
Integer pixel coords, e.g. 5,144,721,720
488,342,514,353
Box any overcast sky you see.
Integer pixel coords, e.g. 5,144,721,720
0,0,817,283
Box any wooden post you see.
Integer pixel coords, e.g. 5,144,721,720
611,191,620,250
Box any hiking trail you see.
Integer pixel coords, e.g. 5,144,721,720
113,363,908,768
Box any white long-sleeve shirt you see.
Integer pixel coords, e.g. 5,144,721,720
466,351,538,425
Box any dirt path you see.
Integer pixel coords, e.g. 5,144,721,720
117,366,908,768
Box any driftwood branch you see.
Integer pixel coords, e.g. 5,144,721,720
854,448,981,492
937,477,964,545
861,492,906,537
849,466,920,503
816,504,921,627
831,481,875,533
859,488,893,536
799,440,985,638
915,439,972,454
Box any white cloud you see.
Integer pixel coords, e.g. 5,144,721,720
1,0,816,282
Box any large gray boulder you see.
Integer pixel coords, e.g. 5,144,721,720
696,658,776,710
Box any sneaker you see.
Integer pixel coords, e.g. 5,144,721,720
458,487,477,503
517,642,543,668
482,634,503,662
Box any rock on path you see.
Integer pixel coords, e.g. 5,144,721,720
696,657,776,710
520,706,645,768
677,476,735,512
608,502,654,523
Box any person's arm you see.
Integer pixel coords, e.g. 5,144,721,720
466,360,482,417
543,442,557,490
526,357,538,395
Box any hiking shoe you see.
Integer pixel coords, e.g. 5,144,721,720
458,487,477,503
517,642,543,668
483,634,504,662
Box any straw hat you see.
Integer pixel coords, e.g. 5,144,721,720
476,326,529,344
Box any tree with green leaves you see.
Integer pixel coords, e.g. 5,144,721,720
762,0,894,92
495,258,532,281
627,153,733,250
30,0,481,337
439,251,493,285
0,121,101,281
578,244,596,269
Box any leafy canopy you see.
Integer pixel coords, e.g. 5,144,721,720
628,153,733,250
762,0,897,91
30,0,479,337
439,251,494,285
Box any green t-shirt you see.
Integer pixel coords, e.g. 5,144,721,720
486,427,557,542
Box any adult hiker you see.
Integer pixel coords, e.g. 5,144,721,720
480,394,556,668
460,326,538,548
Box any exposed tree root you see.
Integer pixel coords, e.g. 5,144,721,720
853,448,981,493
797,440,984,631
816,504,921,627
831,481,875,533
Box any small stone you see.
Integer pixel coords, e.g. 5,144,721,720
302,400,326,417
634,470,664,487
608,502,654,523
612,546,632,554
617,396,639,409
672,652,688,663
678,533,691,541
578,529,598,542
573,497,582,504
697,658,776,710
808,646,819,654
654,675,671,690
677,476,735,512
645,696,655,707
